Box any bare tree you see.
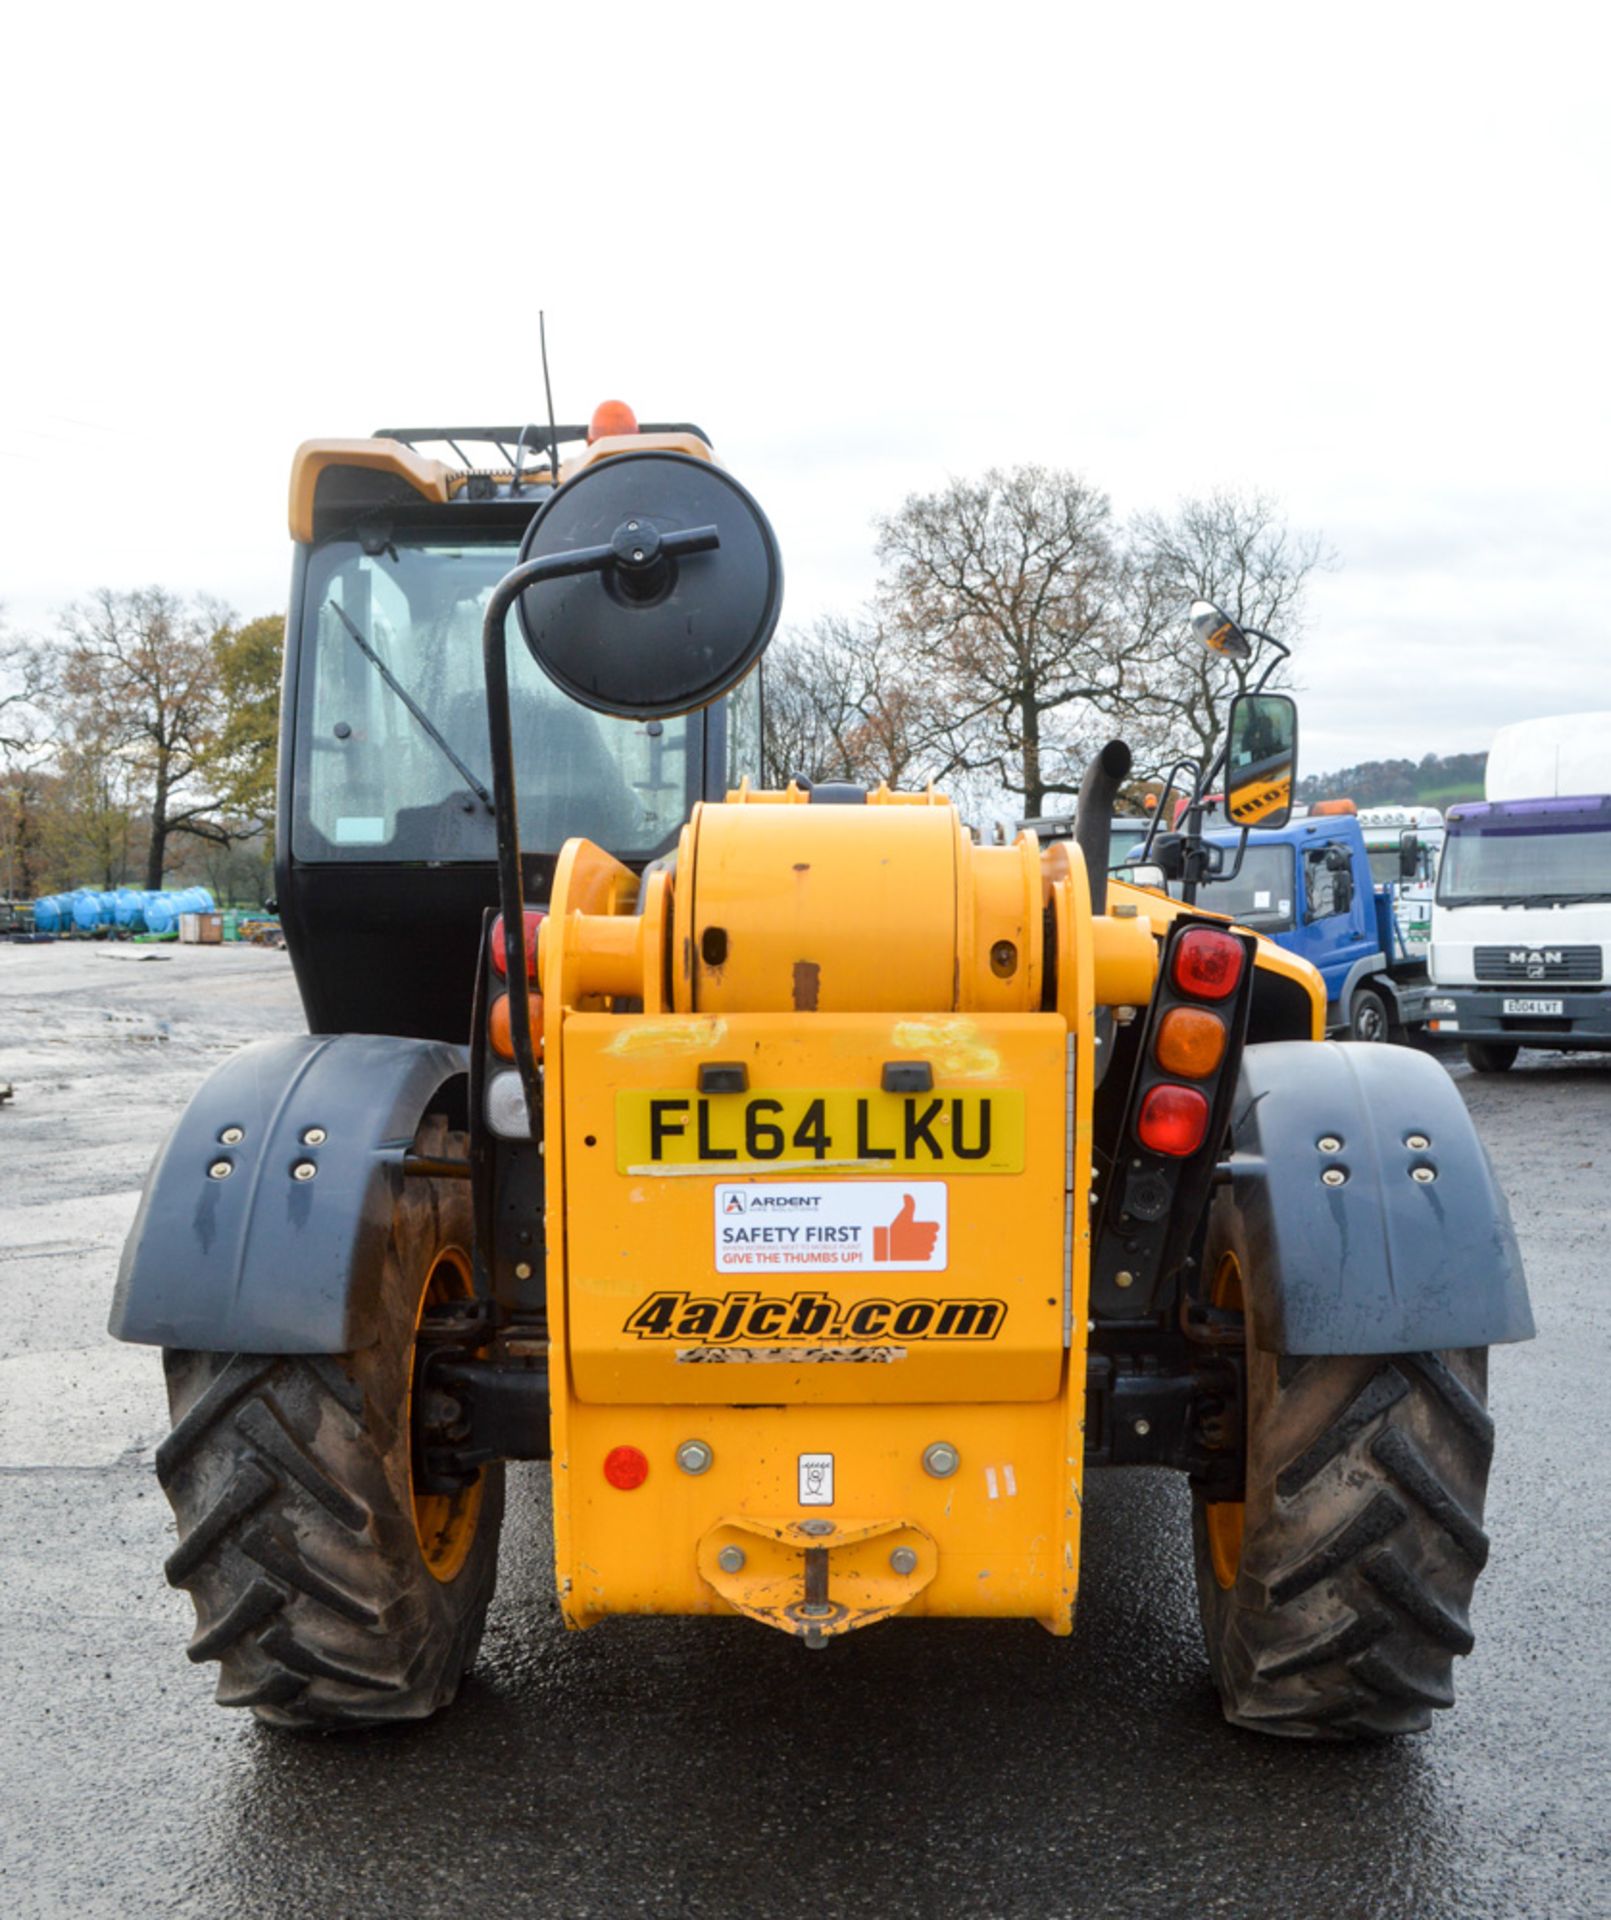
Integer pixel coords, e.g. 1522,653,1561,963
0,607,45,765
53,588,233,889
875,468,1147,816
762,616,955,792
1124,490,1334,774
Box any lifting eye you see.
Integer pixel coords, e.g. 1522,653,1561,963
700,926,729,968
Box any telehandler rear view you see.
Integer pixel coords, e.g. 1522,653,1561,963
111,406,1531,1737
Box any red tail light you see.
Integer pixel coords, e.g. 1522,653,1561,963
1172,927,1244,1001
491,908,545,978
1137,1083,1210,1157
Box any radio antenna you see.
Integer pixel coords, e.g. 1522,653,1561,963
539,311,561,486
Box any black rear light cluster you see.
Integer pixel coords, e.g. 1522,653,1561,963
1089,918,1255,1319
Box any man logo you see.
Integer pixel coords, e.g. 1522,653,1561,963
1527,953,1547,981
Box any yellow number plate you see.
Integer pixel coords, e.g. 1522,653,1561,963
616,1089,1024,1174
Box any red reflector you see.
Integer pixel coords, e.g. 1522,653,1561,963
1172,927,1244,1001
603,1445,649,1490
1137,1083,1210,1157
491,908,545,978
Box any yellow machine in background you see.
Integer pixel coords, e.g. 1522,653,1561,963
116,408,1531,1740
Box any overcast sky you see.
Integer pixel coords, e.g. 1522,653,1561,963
4,2,1606,779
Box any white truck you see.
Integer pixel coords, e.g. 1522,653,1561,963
1428,712,1611,1071
1358,804,1445,957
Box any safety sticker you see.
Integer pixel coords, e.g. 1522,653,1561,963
714,1181,947,1273
799,1454,834,1505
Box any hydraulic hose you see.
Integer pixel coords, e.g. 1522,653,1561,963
1072,738,1133,919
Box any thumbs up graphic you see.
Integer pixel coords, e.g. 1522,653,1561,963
872,1194,941,1263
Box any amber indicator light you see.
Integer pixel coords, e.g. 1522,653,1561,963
1154,1006,1226,1080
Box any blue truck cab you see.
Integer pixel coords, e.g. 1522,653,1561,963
1183,813,1430,1041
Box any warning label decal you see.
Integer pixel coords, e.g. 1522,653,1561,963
713,1181,947,1273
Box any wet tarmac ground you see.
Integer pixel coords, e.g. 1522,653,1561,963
2,944,1608,1919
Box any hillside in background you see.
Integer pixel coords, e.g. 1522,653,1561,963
1297,749,1487,810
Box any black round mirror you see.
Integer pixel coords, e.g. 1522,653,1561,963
1188,598,1253,662
515,451,783,719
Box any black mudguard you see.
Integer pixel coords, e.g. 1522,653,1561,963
1225,1041,1533,1355
109,1034,467,1353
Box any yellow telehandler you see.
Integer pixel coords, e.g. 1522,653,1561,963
112,407,1530,1737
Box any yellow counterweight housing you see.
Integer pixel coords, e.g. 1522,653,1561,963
538,788,1162,1642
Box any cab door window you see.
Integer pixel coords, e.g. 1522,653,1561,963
1303,845,1352,921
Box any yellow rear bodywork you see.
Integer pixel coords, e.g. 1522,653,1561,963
537,789,1318,1642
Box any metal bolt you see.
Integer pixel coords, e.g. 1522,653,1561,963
1317,1135,1343,1154
627,520,639,531
218,1126,244,1146
207,1159,233,1180
292,1160,318,1182
514,1261,533,1280
922,1442,960,1479
676,1439,713,1476
890,1546,918,1576
798,1518,836,1537
716,1545,746,1573
1412,1165,1436,1184
1406,1133,1430,1151
1322,1166,1347,1187
632,548,645,562
1133,1418,1152,1437
302,1126,327,1146
1115,1269,1135,1290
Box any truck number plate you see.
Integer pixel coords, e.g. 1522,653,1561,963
616,1089,1024,1173
1502,998,1564,1016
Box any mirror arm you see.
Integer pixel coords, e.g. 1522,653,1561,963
1215,827,1252,887
482,527,722,1136
1138,756,1200,867
1242,626,1292,695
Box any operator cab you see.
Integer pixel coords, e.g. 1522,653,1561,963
277,420,762,1040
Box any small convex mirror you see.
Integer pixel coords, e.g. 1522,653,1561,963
1224,691,1298,830
1189,598,1254,662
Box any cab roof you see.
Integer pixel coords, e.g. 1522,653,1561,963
288,421,715,542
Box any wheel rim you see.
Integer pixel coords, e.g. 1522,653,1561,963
1204,1249,1246,1591
1355,1000,1386,1042
409,1246,485,1584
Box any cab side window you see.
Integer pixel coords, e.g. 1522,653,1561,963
1304,846,1346,920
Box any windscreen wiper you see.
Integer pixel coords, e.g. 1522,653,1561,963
325,601,494,812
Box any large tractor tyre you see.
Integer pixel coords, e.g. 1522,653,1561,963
1348,986,1391,1043
1465,1040,1519,1074
156,1118,504,1731
1192,1200,1493,1739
